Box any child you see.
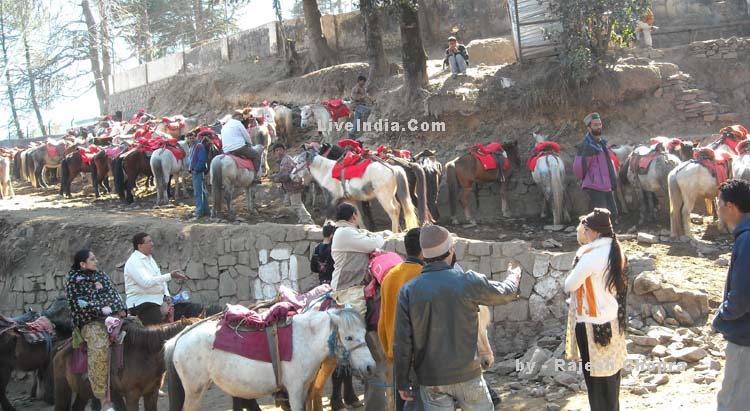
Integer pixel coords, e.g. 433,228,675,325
311,223,336,285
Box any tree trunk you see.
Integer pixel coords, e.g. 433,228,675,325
302,0,336,70
360,0,388,85
0,0,23,139
97,0,111,110
417,0,441,46
193,0,204,43
22,32,46,136
399,0,428,102
82,0,107,115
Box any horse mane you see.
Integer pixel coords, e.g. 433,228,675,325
123,318,195,353
328,307,365,330
173,302,224,319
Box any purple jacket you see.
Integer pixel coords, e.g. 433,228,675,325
573,133,617,192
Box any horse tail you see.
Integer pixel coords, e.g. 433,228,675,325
60,157,69,196
446,161,459,221
164,338,185,411
113,156,126,200
619,154,631,186
395,167,418,230
211,156,223,216
412,163,432,224
550,156,566,225
668,166,685,238
151,152,166,202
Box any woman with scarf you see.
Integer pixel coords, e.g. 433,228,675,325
563,208,628,411
64,249,127,411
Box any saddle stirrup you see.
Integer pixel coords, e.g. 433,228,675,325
265,324,283,390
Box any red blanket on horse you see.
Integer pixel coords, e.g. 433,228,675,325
526,141,561,172
225,154,255,171
376,145,411,159
637,151,661,171
332,151,371,180
136,136,186,160
161,117,185,131
212,304,294,363
695,148,732,185
78,145,101,165
46,142,64,158
471,142,510,171
650,137,683,151
322,99,352,122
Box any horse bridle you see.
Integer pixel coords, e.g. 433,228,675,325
327,323,369,365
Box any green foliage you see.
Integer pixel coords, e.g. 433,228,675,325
548,0,651,85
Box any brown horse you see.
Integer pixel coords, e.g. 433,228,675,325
28,141,78,189
113,149,153,204
446,141,521,226
414,150,444,223
60,150,112,199
0,297,72,411
54,318,196,411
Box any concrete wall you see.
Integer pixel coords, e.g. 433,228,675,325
146,53,184,83
112,65,147,93
108,78,174,121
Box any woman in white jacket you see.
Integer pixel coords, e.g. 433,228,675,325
564,208,627,411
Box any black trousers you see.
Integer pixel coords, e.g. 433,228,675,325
331,367,359,407
229,145,261,173
575,323,621,411
129,302,165,326
585,189,618,219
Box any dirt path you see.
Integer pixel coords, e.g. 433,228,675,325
1,183,733,411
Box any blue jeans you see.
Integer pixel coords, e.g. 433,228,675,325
192,171,209,216
419,376,493,411
448,54,467,74
349,105,372,137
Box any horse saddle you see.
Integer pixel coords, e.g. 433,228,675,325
471,143,508,173
527,141,561,172
694,148,732,185
630,144,665,174
160,117,185,131
0,314,55,345
46,141,65,157
322,99,352,121
332,151,372,181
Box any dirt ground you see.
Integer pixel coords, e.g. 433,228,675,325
1,173,733,411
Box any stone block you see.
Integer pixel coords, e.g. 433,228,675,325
533,276,559,300
230,238,245,252
270,247,291,261
493,299,529,322
502,240,528,257
263,284,277,299
491,257,509,274
259,249,269,265
289,255,310,282
529,293,551,321
280,261,289,280
259,262,281,284
200,290,220,304
253,279,264,300
219,272,237,297
238,251,250,265
293,241,310,255
186,261,207,280
532,254,551,278
249,249,260,269
307,229,324,241
286,228,306,241
468,241,491,256
479,256,492,275
200,278,219,290
218,254,237,267
256,235,273,250
206,265,219,278
633,271,662,295
454,239,468,260
236,264,256,278
520,272,535,299
237,275,251,301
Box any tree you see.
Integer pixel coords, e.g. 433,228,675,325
550,0,651,84
16,1,45,135
397,0,427,101
302,0,337,70
98,0,113,98
359,0,388,84
0,0,22,139
82,0,108,114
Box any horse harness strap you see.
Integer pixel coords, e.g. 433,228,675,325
265,323,284,390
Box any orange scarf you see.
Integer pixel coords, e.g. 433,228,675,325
576,277,598,318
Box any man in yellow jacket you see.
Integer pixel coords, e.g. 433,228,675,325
379,228,424,411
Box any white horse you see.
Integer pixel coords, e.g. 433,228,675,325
609,143,635,214
150,139,188,206
290,148,418,232
300,104,349,143
164,308,375,411
530,149,569,226
273,105,294,141
209,145,264,220
733,141,750,182
250,124,272,177
0,157,14,200
668,140,735,238
621,146,682,225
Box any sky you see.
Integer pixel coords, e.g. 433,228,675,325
0,0,311,140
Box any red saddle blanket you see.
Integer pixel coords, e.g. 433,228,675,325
223,154,255,171
650,137,683,151
161,117,185,131
526,141,561,172
322,99,352,122
332,151,372,180
376,145,411,159
471,142,509,171
212,303,294,363
78,146,101,165
338,139,362,154
136,137,186,160
695,148,733,185
637,151,661,171
46,143,64,157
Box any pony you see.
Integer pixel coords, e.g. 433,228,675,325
445,141,521,226
113,149,152,204
668,137,737,238
164,308,375,411
0,297,72,410
150,140,188,206
53,318,196,411
59,150,112,199
300,104,350,143
620,143,682,225
290,148,418,232
385,156,432,225
0,157,14,200
154,115,196,140
209,145,265,220
28,140,77,189
530,145,569,226
250,124,272,177
272,105,294,142
414,150,444,223
733,140,750,182
609,144,635,215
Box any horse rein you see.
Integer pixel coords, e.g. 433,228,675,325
327,324,369,366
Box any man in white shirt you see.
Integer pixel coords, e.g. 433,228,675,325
221,110,262,178
124,232,188,325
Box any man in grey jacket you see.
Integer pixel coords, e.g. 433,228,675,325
394,225,521,411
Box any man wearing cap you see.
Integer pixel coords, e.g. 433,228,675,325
270,143,313,225
444,36,469,79
350,75,374,138
393,225,521,410
573,112,619,219
221,110,262,182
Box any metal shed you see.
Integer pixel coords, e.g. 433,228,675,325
507,0,562,62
